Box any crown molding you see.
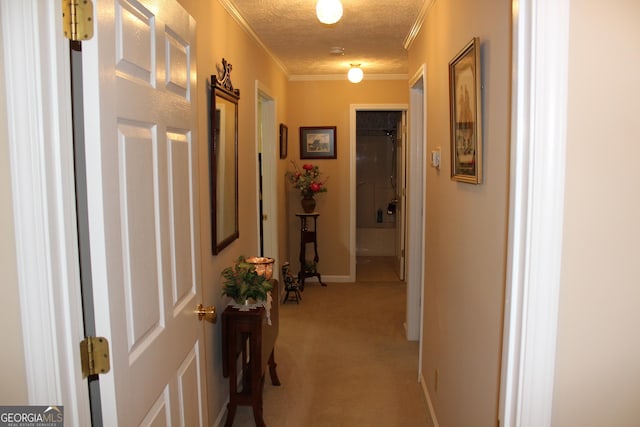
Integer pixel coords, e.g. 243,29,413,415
220,0,416,82
218,0,290,76
289,73,409,82
403,0,436,50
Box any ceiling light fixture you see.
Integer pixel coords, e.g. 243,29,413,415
347,64,363,83
316,0,343,25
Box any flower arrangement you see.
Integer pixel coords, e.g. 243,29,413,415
286,162,328,198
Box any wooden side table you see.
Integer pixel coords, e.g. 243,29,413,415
221,286,280,427
295,213,326,290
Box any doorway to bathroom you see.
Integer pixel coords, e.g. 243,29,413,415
355,110,406,282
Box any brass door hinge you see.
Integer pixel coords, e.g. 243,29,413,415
80,336,110,378
62,0,94,41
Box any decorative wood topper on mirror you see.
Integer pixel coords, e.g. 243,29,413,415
210,58,240,255
215,58,240,98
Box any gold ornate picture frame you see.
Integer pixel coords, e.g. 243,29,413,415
449,37,483,184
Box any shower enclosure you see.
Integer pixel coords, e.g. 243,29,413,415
356,111,402,258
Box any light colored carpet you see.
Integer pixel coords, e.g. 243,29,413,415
227,277,433,427
356,256,401,282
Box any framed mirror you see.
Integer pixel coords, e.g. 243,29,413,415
210,59,240,254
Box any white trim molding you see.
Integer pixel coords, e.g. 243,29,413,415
289,73,409,82
305,275,351,283
420,372,440,427
403,0,436,50
1,0,89,424
407,64,427,350
499,0,570,426
349,104,409,285
218,0,289,76
254,80,280,279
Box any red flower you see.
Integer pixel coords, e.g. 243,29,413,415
286,161,328,196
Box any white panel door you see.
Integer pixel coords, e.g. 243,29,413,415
81,0,206,425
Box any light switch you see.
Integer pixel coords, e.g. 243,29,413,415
431,147,441,169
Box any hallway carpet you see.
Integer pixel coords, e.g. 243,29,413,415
356,256,401,282
228,280,433,427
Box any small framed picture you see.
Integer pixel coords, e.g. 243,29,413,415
299,126,337,159
279,123,288,159
449,37,483,184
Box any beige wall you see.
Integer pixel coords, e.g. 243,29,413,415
285,79,409,276
407,0,510,425
0,27,28,403
553,1,640,425
7,1,636,424
175,0,288,422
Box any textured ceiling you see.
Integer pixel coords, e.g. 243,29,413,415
223,0,427,78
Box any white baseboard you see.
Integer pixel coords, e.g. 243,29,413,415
212,399,229,427
304,274,353,283
420,372,440,427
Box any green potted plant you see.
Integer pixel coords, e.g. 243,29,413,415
221,256,273,305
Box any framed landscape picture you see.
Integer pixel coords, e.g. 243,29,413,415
299,126,337,159
449,37,483,184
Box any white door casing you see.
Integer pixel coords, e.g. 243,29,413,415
255,81,279,275
395,113,407,280
1,1,90,423
406,68,426,343
82,0,206,425
499,0,570,425
349,104,409,283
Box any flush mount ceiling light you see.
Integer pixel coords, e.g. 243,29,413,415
316,0,343,25
347,64,364,83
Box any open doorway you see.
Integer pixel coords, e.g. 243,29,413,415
255,82,279,277
355,110,405,282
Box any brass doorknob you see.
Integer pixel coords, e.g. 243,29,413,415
195,304,217,322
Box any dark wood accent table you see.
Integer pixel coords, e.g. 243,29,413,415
221,286,280,426
295,213,326,290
